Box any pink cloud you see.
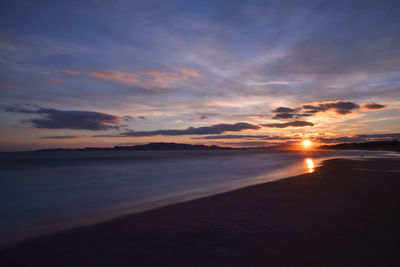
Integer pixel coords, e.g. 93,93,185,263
89,70,138,84
145,67,200,85
60,69,79,74
66,66,202,86
169,66,200,78
145,71,180,85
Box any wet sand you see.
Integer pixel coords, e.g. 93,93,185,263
1,158,400,266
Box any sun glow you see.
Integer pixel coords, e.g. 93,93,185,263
302,139,312,149
305,158,315,173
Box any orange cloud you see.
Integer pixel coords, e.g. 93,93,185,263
86,66,199,86
146,67,200,85
60,69,79,74
89,70,138,84
145,71,180,85
169,66,200,78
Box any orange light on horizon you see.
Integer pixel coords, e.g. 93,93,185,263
305,158,314,173
302,139,312,149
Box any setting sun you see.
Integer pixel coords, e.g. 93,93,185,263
302,139,312,149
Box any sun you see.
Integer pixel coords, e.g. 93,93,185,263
302,139,312,149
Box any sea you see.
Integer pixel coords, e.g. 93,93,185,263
0,149,398,246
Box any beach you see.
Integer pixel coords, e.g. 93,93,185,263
1,157,400,266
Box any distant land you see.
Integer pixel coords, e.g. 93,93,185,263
32,140,400,152
34,142,236,152
320,140,400,152
30,140,400,153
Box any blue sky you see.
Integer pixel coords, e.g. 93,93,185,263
1,0,399,150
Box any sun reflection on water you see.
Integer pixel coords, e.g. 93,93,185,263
305,158,315,173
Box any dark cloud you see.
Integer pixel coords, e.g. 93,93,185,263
363,103,386,110
200,115,208,120
272,101,386,119
192,135,294,140
94,122,260,137
296,113,313,117
272,113,295,119
317,133,400,143
262,121,314,128
5,105,124,131
273,107,299,113
303,101,360,115
272,113,312,119
39,135,84,139
272,106,312,119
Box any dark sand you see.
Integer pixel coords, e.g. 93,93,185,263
1,158,400,267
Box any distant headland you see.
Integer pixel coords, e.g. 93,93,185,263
320,140,400,152
32,140,400,152
34,142,237,152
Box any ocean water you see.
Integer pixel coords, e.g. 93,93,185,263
0,149,397,245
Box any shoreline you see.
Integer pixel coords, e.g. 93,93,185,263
2,157,400,266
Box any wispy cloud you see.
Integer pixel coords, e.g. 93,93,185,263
60,69,79,74
86,66,200,86
169,66,200,78
317,133,400,143
89,70,139,84
0,78,20,90
247,81,301,86
47,79,64,85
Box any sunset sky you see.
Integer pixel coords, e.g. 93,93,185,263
1,0,399,151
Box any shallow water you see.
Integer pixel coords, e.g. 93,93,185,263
0,149,397,245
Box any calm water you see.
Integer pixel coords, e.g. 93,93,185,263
0,149,397,245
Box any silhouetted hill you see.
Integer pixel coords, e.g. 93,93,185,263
34,142,235,152
320,140,400,152
265,143,296,150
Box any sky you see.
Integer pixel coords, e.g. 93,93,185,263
0,0,399,151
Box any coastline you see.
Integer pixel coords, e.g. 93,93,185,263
2,157,400,266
